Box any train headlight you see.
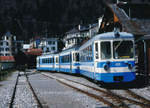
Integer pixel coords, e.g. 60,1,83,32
103,61,110,71
128,63,132,70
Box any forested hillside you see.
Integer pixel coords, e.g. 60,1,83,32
0,0,104,40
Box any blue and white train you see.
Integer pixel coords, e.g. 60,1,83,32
37,32,136,83
36,53,55,71
59,46,80,74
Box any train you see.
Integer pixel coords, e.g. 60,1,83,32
36,32,136,83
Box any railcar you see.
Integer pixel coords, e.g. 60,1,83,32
36,54,55,71
79,32,135,83
59,46,80,74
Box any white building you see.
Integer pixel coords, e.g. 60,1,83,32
38,38,58,54
0,31,24,56
0,31,14,56
64,17,102,49
22,44,30,52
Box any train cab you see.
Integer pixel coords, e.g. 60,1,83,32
93,32,135,83
79,32,136,83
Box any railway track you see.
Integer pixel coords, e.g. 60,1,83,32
42,72,150,108
9,71,43,108
9,72,20,108
25,72,43,108
125,89,150,105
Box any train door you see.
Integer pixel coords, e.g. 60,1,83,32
58,54,60,72
70,52,72,73
39,58,40,68
53,56,55,71
94,41,100,80
36,57,40,69
36,58,38,68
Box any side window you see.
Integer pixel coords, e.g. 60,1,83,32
75,53,79,62
74,53,79,62
95,42,99,59
73,53,75,61
101,42,111,59
56,57,58,63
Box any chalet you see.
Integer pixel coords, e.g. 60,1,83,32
64,25,86,49
64,18,102,50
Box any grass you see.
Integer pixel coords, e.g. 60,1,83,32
0,69,16,81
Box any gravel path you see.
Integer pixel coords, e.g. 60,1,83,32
29,72,108,108
42,71,150,108
1,70,150,108
0,71,18,108
13,72,38,108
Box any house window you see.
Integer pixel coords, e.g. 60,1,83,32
6,42,9,46
0,42,2,45
46,48,49,52
48,41,52,45
5,53,10,56
52,41,55,45
6,48,10,51
52,47,55,51
0,48,4,51
0,53,4,56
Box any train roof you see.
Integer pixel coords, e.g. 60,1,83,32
60,45,80,54
93,32,133,40
79,32,134,50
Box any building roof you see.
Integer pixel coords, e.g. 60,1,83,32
5,31,12,37
80,25,89,32
79,32,133,50
66,28,79,34
66,25,91,35
23,44,30,49
0,56,15,62
108,3,150,35
25,48,42,56
90,23,98,29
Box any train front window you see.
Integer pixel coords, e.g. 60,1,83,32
101,42,111,59
113,41,133,59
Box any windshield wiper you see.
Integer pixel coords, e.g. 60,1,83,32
114,40,123,51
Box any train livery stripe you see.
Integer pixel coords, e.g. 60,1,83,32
97,61,135,68
80,69,135,83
